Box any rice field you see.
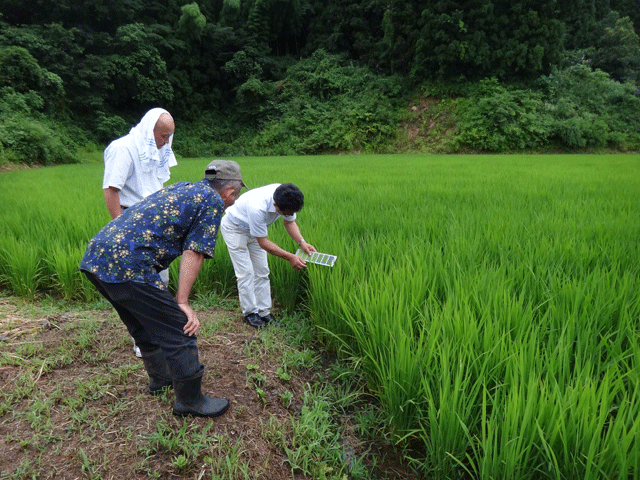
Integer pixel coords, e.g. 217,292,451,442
1,154,639,479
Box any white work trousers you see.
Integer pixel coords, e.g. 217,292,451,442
221,215,271,316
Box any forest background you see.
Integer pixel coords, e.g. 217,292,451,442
1,0,640,166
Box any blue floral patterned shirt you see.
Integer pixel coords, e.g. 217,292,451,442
80,180,223,290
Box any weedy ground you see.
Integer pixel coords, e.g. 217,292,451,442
0,293,418,480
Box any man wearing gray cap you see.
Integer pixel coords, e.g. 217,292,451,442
80,160,245,418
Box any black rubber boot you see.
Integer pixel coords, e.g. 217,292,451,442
172,372,229,418
141,349,173,396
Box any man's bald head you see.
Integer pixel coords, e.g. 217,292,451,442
153,113,175,149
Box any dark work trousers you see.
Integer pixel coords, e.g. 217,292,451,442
82,271,203,380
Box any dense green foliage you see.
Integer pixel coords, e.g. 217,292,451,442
248,50,405,155
0,46,84,165
452,66,640,152
0,0,639,164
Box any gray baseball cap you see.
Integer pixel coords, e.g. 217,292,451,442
204,160,247,188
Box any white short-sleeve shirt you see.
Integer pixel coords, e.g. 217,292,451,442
223,184,296,238
102,136,166,207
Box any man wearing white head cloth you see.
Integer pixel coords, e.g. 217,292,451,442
102,108,177,356
103,108,177,219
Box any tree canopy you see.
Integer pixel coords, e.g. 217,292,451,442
0,0,638,159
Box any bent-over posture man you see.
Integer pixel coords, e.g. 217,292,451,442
81,160,245,418
221,183,316,328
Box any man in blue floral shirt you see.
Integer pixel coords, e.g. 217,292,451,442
81,160,245,418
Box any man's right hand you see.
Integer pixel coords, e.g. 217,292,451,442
103,186,122,219
289,254,307,270
178,302,201,336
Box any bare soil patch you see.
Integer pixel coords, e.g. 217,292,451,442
0,297,418,479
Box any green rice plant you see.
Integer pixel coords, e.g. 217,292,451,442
293,154,640,478
2,154,640,479
0,235,42,299
0,164,108,299
46,241,87,300
268,235,308,312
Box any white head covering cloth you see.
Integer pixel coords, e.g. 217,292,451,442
129,108,177,183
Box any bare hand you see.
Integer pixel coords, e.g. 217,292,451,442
301,242,317,255
177,302,200,336
289,255,307,270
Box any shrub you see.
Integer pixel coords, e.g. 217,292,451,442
0,46,43,93
251,49,405,155
538,64,640,149
452,70,640,152
171,112,252,157
452,78,552,152
0,115,79,165
0,86,43,114
94,112,128,144
0,46,65,114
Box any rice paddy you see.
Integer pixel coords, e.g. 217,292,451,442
1,154,639,479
